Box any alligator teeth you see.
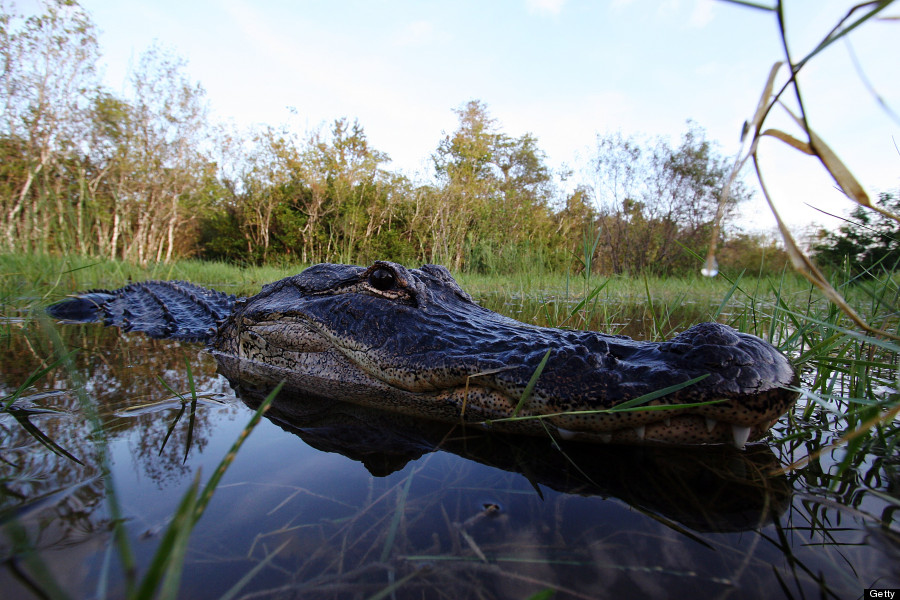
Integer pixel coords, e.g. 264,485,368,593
732,425,751,449
599,433,612,443
557,427,577,440
705,417,717,433
633,426,645,440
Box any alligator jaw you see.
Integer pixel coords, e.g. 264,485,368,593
556,416,772,448
429,384,781,447
215,347,782,447
229,317,794,447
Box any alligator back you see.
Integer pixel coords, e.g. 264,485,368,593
46,280,236,342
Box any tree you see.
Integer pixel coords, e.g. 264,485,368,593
202,118,400,265
0,2,218,262
71,44,216,264
812,192,900,274
588,123,749,274
317,117,391,261
430,100,557,270
0,0,100,252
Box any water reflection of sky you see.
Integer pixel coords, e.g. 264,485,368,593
1,324,899,599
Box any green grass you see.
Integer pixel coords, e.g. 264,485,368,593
1,252,811,334
0,253,306,303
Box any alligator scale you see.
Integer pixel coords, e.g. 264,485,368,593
47,261,798,447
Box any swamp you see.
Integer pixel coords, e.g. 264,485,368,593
1,255,898,599
2,1,899,597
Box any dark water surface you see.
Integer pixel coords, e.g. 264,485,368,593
1,313,899,599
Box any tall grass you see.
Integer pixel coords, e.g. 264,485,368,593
0,253,307,302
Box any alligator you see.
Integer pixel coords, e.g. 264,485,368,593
46,260,799,447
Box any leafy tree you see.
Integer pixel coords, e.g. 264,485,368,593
588,123,750,275
717,232,789,275
83,43,215,264
0,0,100,252
431,100,557,270
1,1,218,262
204,118,402,265
812,192,900,274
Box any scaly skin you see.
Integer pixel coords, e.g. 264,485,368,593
210,261,798,446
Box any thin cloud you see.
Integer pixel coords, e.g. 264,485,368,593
393,20,440,47
688,0,715,28
526,0,566,16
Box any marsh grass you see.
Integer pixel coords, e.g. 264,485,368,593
0,253,303,304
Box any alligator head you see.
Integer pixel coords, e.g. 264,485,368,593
212,261,798,447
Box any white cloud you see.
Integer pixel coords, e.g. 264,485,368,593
394,20,437,47
688,0,715,28
526,0,566,16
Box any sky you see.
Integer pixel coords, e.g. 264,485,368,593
28,0,900,235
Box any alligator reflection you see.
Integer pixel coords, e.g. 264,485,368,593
224,370,792,535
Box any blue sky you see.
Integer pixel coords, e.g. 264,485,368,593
67,1,900,232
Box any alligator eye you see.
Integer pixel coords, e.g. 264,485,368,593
369,267,395,291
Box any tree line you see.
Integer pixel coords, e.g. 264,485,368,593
1,0,792,276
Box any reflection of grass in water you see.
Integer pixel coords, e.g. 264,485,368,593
2,313,283,600
1,350,83,465
198,443,797,599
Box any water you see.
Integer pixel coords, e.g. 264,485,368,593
1,312,898,599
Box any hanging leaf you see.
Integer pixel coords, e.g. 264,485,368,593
781,104,876,210
760,128,813,154
752,155,899,340
749,62,783,136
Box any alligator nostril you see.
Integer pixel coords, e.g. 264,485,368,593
369,267,395,291
676,322,741,346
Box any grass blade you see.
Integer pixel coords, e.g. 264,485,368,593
132,472,201,600
218,540,290,600
512,349,552,417
607,374,710,411
132,382,283,599
380,471,414,562
194,381,283,522
1,350,77,411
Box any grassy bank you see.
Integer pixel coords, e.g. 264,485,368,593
0,251,824,351
1,252,806,314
